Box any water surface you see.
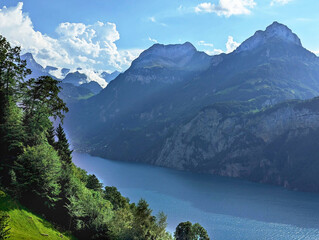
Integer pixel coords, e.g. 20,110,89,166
72,152,319,240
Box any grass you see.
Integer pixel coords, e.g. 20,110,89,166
77,93,95,100
0,190,77,240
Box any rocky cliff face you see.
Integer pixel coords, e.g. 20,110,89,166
155,98,319,191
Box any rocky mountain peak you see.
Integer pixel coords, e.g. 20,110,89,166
22,52,35,62
236,22,302,53
131,42,203,70
140,42,197,59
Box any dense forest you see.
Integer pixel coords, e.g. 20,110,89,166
0,35,209,240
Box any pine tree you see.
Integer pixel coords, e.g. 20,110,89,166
46,124,56,147
86,174,103,191
21,76,68,146
55,124,72,165
0,35,29,187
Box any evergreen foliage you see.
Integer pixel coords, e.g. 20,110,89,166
46,124,56,147
86,174,103,192
14,143,62,209
104,186,128,210
56,124,72,165
175,221,209,240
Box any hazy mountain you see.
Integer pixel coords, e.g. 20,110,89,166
58,83,94,105
21,53,51,79
63,22,319,191
101,70,121,83
80,81,103,94
63,71,89,86
20,54,100,104
44,66,58,72
61,68,70,76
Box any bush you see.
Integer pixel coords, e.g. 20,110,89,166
14,143,61,210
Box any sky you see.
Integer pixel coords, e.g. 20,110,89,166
0,0,318,73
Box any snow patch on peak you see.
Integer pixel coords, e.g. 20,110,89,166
236,22,302,53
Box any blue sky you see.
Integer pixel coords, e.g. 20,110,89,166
0,0,318,73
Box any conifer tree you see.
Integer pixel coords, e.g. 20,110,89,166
55,124,72,165
21,76,68,146
0,35,29,186
46,124,56,147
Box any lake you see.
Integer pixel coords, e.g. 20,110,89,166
72,152,319,240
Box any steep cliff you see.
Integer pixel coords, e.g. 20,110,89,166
155,98,319,191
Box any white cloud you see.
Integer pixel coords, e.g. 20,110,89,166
198,40,214,47
204,49,224,55
226,36,240,53
148,16,167,27
270,0,293,6
0,2,141,72
148,37,158,43
149,17,156,23
202,36,240,55
195,0,256,17
79,69,108,88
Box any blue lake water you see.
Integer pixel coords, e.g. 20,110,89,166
72,152,319,240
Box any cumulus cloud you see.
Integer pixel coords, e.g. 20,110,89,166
202,36,240,55
226,36,240,53
195,0,256,17
0,2,141,72
270,0,293,6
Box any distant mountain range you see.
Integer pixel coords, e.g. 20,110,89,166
22,52,120,102
32,22,319,192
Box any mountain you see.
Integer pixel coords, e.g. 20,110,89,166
63,71,89,86
64,22,319,192
101,70,121,83
155,98,319,192
236,21,302,53
61,68,70,76
19,54,101,105
44,65,58,72
58,83,94,105
80,81,103,94
21,53,51,79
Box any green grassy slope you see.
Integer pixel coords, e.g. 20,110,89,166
0,190,76,240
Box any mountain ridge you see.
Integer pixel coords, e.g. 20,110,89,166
63,22,319,192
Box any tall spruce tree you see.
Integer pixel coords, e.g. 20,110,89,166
0,35,29,186
46,124,56,147
55,124,72,165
